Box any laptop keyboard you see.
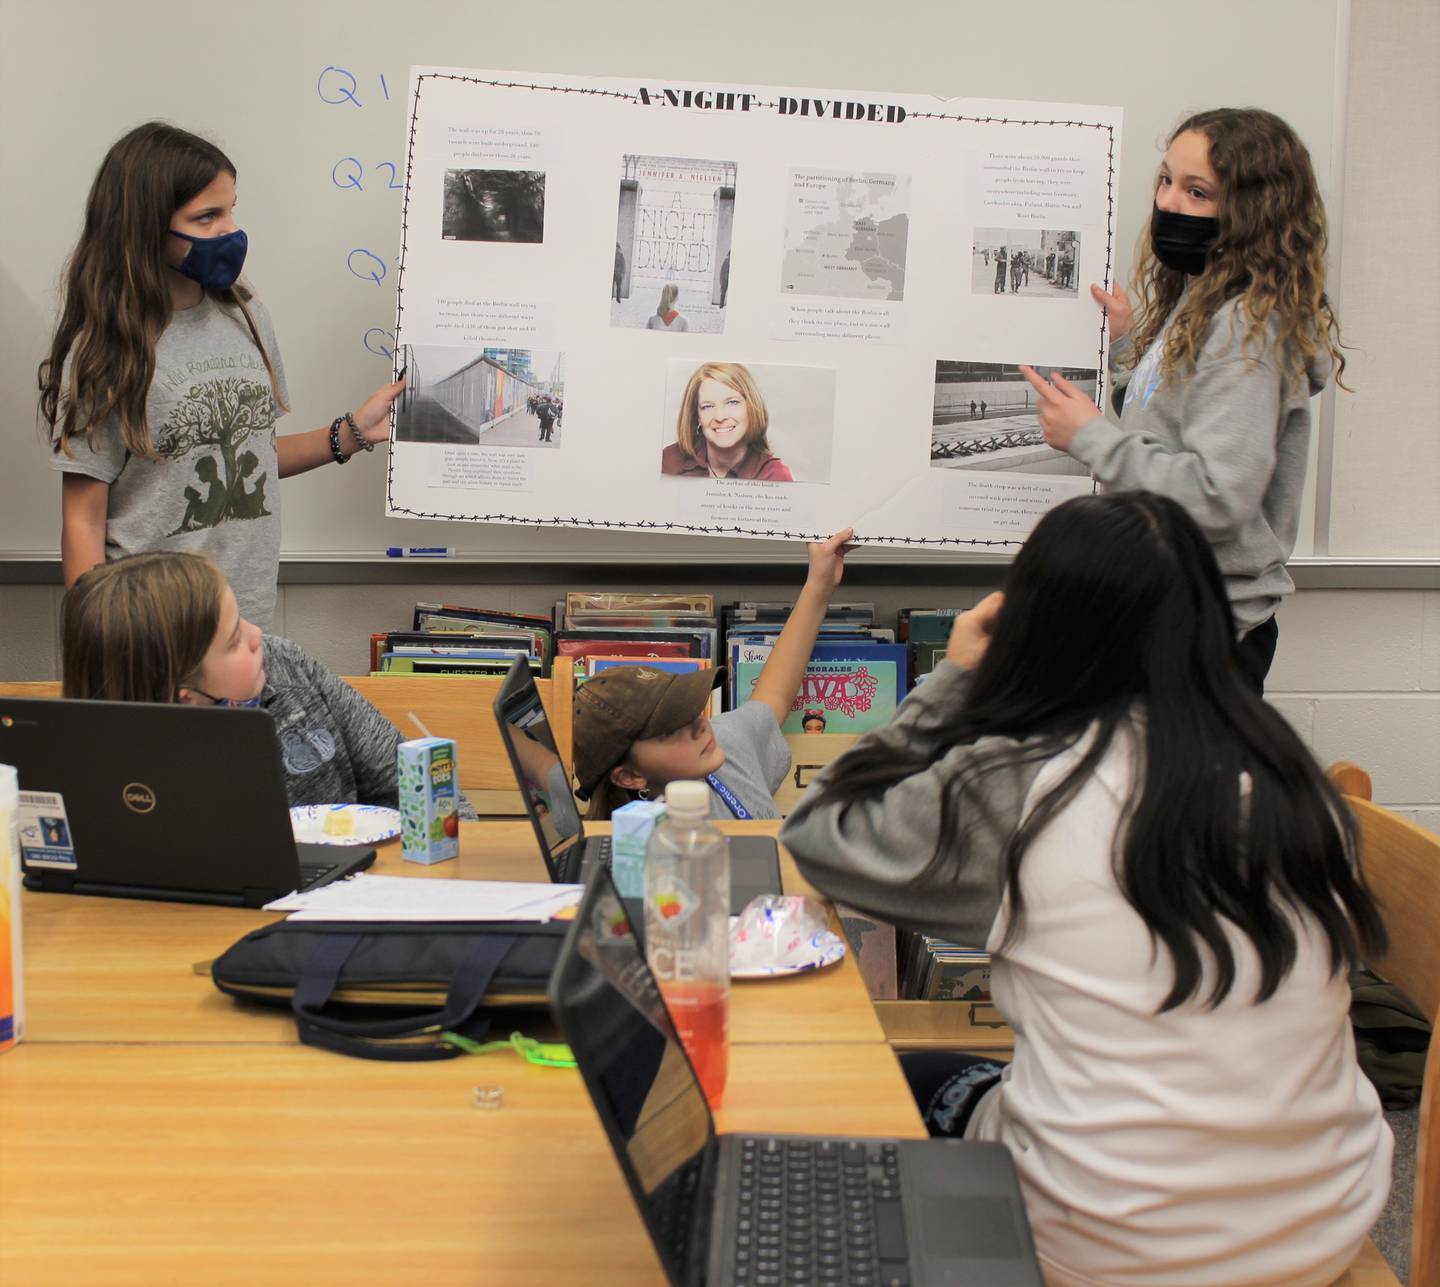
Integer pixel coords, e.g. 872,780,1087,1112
733,1137,911,1286
296,862,335,891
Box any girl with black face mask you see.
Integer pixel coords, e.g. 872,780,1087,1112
1015,109,1345,693
40,123,407,633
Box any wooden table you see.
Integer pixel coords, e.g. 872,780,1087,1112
0,820,920,1286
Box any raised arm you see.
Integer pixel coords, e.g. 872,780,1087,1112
745,528,855,727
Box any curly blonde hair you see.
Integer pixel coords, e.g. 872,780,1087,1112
1128,108,1346,393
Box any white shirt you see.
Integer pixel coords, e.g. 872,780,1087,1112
967,730,1392,1287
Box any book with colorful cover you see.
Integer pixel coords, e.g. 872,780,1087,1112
729,639,908,709
736,657,899,733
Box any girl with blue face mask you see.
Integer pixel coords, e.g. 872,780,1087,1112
61,552,403,809
1016,109,1346,693
39,122,406,635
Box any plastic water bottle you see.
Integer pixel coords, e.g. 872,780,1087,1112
644,779,730,1107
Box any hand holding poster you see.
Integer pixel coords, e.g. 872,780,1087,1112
387,70,1122,547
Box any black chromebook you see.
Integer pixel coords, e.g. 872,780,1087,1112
492,657,782,913
550,866,1044,1287
1,698,374,907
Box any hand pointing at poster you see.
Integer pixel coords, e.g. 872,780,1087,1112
1018,365,1102,452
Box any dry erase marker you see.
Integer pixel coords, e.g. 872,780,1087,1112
386,546,454,558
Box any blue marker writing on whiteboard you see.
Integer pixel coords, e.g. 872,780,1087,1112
386,547,455,558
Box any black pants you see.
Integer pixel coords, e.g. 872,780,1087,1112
1235,616,1279,696
900,1052,1008,1138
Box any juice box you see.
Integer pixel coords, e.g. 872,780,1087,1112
610,798,666,898
398,737,460,864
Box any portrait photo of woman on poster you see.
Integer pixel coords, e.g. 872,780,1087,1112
661,361,795,481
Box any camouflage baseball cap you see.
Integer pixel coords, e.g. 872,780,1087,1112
573,664,725,797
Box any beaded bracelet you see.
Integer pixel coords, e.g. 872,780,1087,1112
328,416,350,465
343,410,374,453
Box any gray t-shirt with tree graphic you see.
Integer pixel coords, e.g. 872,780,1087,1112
52,294,289,629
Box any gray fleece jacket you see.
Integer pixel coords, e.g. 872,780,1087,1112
779,661,1049,945
1069,297,1329,632
261,636,401,808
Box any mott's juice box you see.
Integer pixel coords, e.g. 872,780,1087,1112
1,765,23,1053
398,737,460,864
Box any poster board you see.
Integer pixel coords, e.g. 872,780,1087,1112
388,69,1121,547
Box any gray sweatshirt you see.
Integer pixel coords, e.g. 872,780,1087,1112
779,661,1049,944
1068,298,1329,632
261,636,401,808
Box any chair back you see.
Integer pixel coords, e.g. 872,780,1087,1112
343,658,574,810
1330,763,1439,1287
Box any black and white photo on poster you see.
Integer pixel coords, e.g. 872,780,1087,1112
781,169,910,302
442,169,546,243
930,360,1095,476
612,154,736,335
394,344,566,450
659,360,835,484
971,228,1080,297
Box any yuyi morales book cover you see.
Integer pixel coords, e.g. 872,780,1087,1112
736,658,898,733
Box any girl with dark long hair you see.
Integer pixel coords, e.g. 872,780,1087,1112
40,122,405,630
1020,109,1345,691
780,492,1391,1287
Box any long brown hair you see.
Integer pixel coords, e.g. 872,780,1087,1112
674,361,771,461
1128,108,1346,392
38,122,286,461
61,552,224,702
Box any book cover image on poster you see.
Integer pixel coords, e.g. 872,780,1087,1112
738,658,898,733
659,360,836,484
442,169,545,243
930,360,1096,476
780,169,910,302
394,344,566,449
972,228,1080,298
611,154,736,335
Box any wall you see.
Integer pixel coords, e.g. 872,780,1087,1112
4,576,1436,835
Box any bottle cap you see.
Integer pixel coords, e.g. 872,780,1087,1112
663,779,709,819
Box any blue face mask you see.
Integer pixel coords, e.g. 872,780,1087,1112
168,227,248,290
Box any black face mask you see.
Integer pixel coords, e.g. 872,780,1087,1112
1150,204,1219,276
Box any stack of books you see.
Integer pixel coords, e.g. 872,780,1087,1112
898,931,993,1001
724,602,907,732
368,602,555,677
556,592,718,683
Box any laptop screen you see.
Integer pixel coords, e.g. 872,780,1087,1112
550,867,714,1285
493,659,584,878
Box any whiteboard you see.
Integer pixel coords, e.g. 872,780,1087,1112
0,0,1343,561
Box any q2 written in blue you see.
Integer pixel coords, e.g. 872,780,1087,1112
333,157,364,191
364,328,396,360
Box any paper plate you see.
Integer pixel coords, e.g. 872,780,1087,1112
729,927,847,980
289,804,402,846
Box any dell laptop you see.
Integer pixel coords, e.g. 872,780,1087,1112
551,865,1045,1286
492,657,783,914
1,698,375,907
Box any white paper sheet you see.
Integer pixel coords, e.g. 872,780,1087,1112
265,874,583,922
